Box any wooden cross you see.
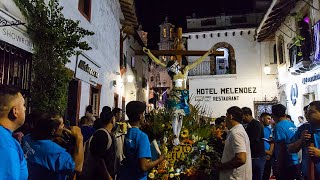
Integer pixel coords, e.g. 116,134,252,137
134,27,224,66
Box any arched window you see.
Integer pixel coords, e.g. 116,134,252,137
212,42,236,74
215,48,229,74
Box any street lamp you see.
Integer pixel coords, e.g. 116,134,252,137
263,64,277,75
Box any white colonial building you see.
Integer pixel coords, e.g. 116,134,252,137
0,0,148,123
184,13,278,118
256,0,320,125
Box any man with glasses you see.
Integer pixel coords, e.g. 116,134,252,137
0,85,28,179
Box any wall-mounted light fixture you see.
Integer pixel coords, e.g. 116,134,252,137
263,64,271,74
264,64,277,75
127,75,134,83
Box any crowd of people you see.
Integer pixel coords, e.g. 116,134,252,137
1,85,320,180
210,103,320,180
0,86,164,180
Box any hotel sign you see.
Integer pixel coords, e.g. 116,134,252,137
194,87,257,102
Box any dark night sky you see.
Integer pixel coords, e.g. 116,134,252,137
135,0,256,49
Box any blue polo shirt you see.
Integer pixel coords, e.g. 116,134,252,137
23,134,75,180
290,123,320,176
0,126,28,180
273,120,299,166
264,126,272,151
120,127,151,180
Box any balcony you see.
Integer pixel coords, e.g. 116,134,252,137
188,60,232,76
188,60,211,76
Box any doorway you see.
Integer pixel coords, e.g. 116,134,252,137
303,93,315,107
114,93,119,108
90,84,101,117
67,79,81,126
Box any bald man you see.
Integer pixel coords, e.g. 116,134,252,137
0,86,28,180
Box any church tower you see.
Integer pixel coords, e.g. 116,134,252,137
158,17,175,62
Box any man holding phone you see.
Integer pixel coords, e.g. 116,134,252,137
289,101,320,179
23,112,84,180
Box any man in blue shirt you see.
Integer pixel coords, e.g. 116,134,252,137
260,113,274,180
289,101,320,179
23,113,84,180
0,86,28,180
271,104,301,180
120,101,165,180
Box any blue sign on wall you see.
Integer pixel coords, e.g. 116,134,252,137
290,83,298,106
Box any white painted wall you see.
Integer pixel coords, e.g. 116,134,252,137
284,68,320,126
1,0,145,119
271,0,320,125
60,0,122,116
123,35,149,106
185,28,278,118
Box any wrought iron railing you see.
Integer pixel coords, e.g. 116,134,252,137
188,60,211,76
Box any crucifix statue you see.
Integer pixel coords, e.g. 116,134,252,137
141,27,223,145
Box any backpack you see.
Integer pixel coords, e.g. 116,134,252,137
79,128,112,180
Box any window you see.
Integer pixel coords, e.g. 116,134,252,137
298,16,312,61
277,36,284,64
120,54,127,70
78,0,91,21
163,28,167,38
142,78,147,88
230,16,246,24
90,85,101,117
289,45,302,67
273,44,277,64
201,19,216,26
114,93,119,108
215,48,229,75
0,40,32,111
170,28,173,38
131,57,135,68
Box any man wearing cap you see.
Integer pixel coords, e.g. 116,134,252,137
120,101,165,180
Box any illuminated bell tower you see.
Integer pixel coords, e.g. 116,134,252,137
158,17,175,62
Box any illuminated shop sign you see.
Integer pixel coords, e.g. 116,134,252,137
75,53,101,86
302,73,320,84
78,60,99,78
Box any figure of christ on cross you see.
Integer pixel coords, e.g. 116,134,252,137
143,37,216,146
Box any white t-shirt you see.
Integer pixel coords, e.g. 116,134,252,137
220,124,252,180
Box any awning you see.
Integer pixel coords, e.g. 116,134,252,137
256,0,297,42
119,0,138,35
